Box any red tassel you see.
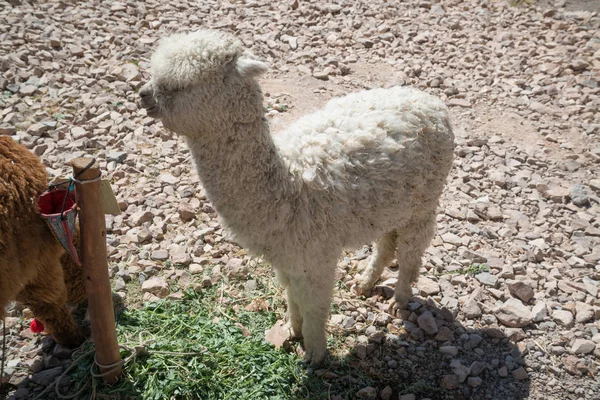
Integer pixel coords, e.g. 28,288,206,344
30,319,45,333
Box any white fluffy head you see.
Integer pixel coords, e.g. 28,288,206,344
150,29,268,90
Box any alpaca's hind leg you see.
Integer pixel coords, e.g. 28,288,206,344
394,212,437,308
289,267,336,366
17,258,84,347
357,230,398,295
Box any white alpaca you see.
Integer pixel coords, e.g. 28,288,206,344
139,30,455,365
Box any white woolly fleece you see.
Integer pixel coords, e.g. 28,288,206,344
143,30,455,365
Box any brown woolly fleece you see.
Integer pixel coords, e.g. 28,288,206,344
0,136,85,347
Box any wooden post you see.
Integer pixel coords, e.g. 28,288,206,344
70,157,122,384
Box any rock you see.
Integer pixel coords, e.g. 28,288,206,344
225,257,248,278
531,302,547,322
570,339,595,355
151,250,169,261
264,320,290,350
511,367,528,380
0,124,16,136
107,151,127,163
462,298,482,319
417,311,439,335
71,126,88,139
575,302,594,323
416,276,440,296
441,232,462,246
570,184,590,206
440,346,459,356
141,277,169,298
171,245,191,265
178,202,197,222
552,310,574,328
498,366,508,377
570,59,589,71
440,374,459,389
469,361,487,377
31,366,63,386
447,99,471,108
496,298,533,328
450,359,470,382
467,377,482,387
475,272,498,287
563,355,587,376
398,395,416,400
507,281,534,303
159,173,178,185
313,70,330,81
130,211,153,226
379,386,392,400
356,386,377,399
189,264,203,274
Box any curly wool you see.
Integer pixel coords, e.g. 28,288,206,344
141,29,455,364
0,136,85,347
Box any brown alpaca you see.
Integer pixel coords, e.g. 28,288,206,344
0,136,85,347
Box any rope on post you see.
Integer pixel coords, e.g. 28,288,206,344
70,157,122,384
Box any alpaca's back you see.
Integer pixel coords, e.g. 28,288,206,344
275,87,454,248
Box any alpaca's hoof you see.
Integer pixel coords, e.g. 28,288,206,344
393,293,412,310
138,83,161,119
303,346,326,366
354,282,373,297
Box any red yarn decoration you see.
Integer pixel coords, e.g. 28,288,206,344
30,319,45,333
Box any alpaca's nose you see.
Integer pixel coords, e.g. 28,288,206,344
138,83,161,118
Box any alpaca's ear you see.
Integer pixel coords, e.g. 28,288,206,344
235,57,268,78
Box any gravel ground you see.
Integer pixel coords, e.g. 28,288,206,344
1,0,599,399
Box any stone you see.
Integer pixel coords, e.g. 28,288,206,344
575,302,594,323
159,173,178,184
356,386,377,399
439,346,458,356
467,377,482,387
141,277,169,298
225,257,248,278
416,276,440,296
552,310,574,328
189,264,203,274
570,339,595,355
507,281,534,303
31,366,63,386
417,311,439,335
570,184,590,206
511,367,528,380
440,374,459,389
130,211,153,226
171,245,191,265
178,202,197,222
379,386,392,400
462,298,482,319
151,250,169,261
447,99,471,108
531,302,547,322
496,298,533,328
475,272,498,287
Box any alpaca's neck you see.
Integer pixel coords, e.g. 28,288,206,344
185,113,295,242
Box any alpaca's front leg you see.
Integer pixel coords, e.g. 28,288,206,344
289,269,335,366
275,269,303,338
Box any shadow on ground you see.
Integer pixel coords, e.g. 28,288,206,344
295,298,531,400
